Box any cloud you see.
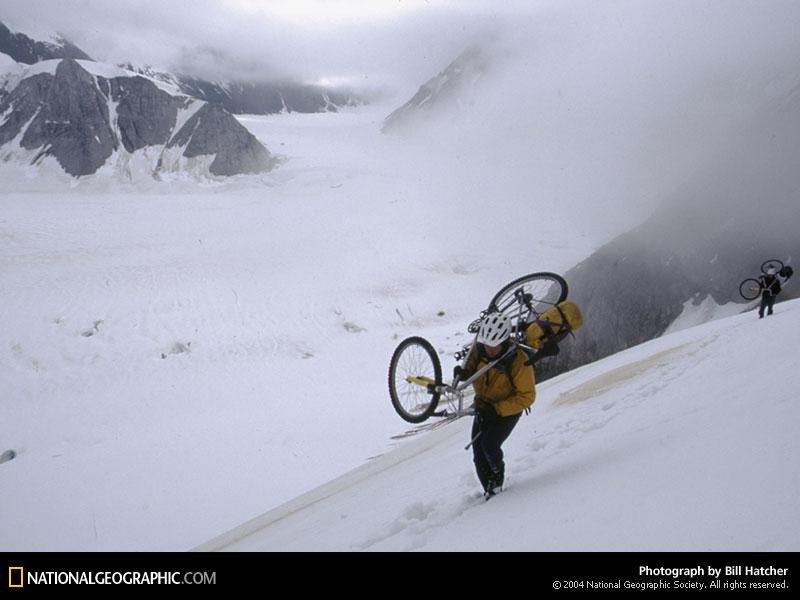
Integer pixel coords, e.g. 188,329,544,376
5,0,798,93
0,0,520,89
3,0,800,242
375,0,800,240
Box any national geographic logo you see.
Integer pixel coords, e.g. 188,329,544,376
8,566,24,588
6,565,215,587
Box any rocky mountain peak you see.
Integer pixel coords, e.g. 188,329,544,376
0,57,275,179
382,46,487,133
0,20,92,64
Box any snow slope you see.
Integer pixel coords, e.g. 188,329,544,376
0,16,63,47
0,57,181,96
0,105,598,551
2,86,796,554
663,295,754,335
197,299,800,551
4,1,800,552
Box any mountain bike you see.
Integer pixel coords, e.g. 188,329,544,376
387,272,567,424
739,259,794,301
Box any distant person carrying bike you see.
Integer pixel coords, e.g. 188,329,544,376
758,266,782,318
739,259,793,318
455,312,536,499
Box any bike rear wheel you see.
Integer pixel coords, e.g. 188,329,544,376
488,272,568,323
388,336,442,423
739,278,762,301
761,259,784,274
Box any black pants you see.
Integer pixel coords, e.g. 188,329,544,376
759,293,776,317
471,409,521,491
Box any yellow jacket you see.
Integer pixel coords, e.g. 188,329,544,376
464,346,536,417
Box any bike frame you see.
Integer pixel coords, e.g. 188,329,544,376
429,292,544,419
394,283,563,425
429,345,511,419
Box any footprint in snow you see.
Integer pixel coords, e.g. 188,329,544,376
161,341,192,359
356,494,486,551
81,320,104,337
402,501,437,522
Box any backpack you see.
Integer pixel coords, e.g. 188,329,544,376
525,300,584,349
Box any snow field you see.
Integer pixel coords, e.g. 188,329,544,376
0,105,596,550
201,299,800,551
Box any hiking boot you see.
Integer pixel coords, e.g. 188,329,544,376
484,468,504,497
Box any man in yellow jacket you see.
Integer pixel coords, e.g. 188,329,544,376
456,311,536,499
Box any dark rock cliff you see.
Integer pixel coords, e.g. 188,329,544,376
1,59,116,175
0,58,274,177
167,102,275,176
0,22,92,64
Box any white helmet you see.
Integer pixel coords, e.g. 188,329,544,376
477,312,512,346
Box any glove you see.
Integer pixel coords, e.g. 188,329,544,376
454,365,473,381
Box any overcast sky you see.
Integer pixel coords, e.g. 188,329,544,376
0,0,537,91
3,0,800,96
3,0,800,234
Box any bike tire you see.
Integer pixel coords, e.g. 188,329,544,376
488,272,568,322
761,259,784,274
739,278,762,301
388,336,442,424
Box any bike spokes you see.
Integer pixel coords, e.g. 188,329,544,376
761,259,785,275
489,272,568,324
388,337,442,423
738,278,762,301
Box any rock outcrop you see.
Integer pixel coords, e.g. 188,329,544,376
166,102,272,176
0,58,275,178
0,21,91,64
121,64,361,116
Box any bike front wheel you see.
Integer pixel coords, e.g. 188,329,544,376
388,337,442,423
739,278,762,301
488,272,568,323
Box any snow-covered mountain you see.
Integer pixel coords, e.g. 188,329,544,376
0,57,275,178
381,46,486,133
196,300,800,551
120,64,361,116
0,18,364,118
0,20,91,64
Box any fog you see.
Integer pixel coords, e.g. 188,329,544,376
378,0,800,242
0,0,512,91
3,0,799,242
